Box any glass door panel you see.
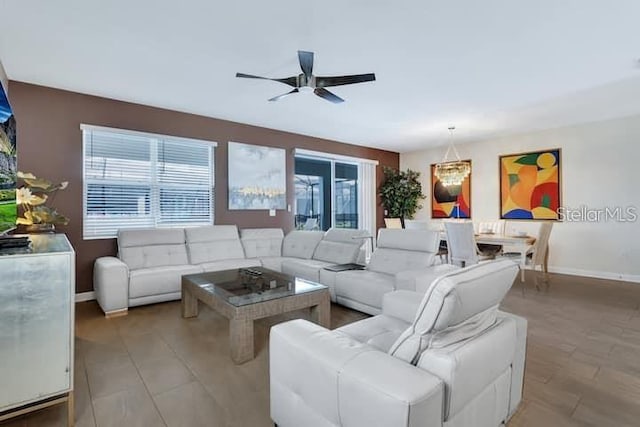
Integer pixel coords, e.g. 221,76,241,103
294,158,331,230
334,162,358,229
295,156,360,231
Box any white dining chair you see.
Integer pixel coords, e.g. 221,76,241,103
475,220,506,254
403,219,430,230
502,222,553,290
444,221,497,267
475,220,506,235
384,218,403,229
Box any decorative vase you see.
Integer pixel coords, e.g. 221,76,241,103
25,223,56,233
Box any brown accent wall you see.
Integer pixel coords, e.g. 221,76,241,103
9,82,399,293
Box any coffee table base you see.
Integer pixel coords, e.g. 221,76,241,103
182,278,330,364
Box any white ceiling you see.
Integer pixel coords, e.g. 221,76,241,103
2,0,640,153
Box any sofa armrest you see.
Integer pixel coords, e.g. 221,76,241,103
498,310,528,419
93,256,129,315
382,290,423,324
395,264,459,293
270,319,444,427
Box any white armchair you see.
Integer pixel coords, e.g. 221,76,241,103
270,260,527,427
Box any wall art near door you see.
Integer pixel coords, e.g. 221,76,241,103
228,142,286,210
499,148,561,220
431,161,471,219
0,83,16,234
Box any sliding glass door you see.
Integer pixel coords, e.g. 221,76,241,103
294,156,358,231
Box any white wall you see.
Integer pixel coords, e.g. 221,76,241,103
401,115,640,283
0,59,7,94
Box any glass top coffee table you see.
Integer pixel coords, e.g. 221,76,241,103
181,267,330,364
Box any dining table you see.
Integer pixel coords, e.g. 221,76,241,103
440,232,541,282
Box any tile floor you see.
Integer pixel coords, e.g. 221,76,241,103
2,271,640,426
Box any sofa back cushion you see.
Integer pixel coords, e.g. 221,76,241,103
185,225,245,265
240,228,284,258
312,228,368,264
282,230,325,259
118,228,189,270
367,229,439,274
388,260,518,364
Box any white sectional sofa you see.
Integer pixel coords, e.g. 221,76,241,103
94,225,368,316
321,229,458,315
270,260,527,427
95,228,202,315
280,228,369,282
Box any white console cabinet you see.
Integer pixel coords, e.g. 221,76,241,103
0,234,75,425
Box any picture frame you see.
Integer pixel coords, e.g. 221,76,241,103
430,160,471,219
228,141,286,210
499,148,561,220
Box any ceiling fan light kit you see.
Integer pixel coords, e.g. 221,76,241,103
236,50,376,103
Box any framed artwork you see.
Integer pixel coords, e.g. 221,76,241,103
499,148,561,220
430,161,471,219
228,141,286,210
0,82,16,234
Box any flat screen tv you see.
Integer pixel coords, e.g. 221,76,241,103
0,82,16,234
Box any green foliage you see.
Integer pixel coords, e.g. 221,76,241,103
0,189,15,202
379,167,426,219
0,202,16,232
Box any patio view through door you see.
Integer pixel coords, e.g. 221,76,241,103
294,156,358,231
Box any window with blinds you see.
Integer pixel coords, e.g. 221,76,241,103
82,125,216,239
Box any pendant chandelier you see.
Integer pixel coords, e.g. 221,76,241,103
434,126,470,187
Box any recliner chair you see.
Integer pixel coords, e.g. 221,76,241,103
270,259,527,427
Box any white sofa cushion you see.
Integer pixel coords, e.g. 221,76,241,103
377,228,440,252
282,230,324,259
381,290,425,324
337,314,409,352
367,229,439,275
118,229,189,270
199,258,261,272
185,225,246,265
388,260,519,364
334,270,395,311
128,264,202,299
259,256,286,272
368,248,434,275
281,258,333,282
240,228,284,258
312,228,368,264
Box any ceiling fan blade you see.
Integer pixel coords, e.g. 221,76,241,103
315,73,376,88
236,72,298,87
268,88,299,102
298,51,314,79
314,88,344,104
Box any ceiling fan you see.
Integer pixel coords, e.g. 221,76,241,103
236,50,375,104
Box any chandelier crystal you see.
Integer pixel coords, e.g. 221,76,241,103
434,126,471,187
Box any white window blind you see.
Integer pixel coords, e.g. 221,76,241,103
82,125,216,239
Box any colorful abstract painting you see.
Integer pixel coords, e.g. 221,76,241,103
431,162,471,219
500,149,561,220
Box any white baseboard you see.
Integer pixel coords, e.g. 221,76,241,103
75,291,96,302
547,266,640,284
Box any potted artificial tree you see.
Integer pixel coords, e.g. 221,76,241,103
379,166,426,227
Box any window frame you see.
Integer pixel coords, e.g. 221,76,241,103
81,124,217,240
